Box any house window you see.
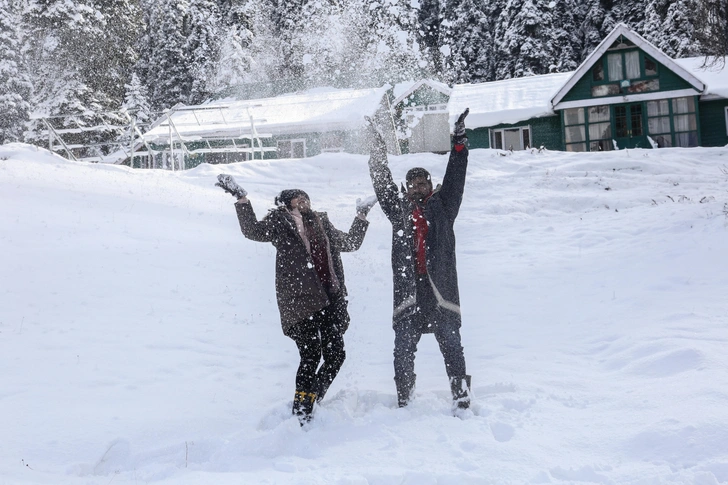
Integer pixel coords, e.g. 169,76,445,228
672,97,698,147
646,97,699,148
320,132,344,153
645,57,658,76
277,139,306,158
490,126,531,150
564,108,586,152
647,100,672,147
588,105,613,151
564,106,613,152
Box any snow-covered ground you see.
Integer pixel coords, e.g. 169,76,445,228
1,142,727,485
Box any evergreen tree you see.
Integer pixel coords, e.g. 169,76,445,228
184,0,221,104
577,0,608,61
657,0,703,57
493,0,557,78
0,0,32,143
122,73,152,128
441,0,496,83
694,0,728,64
136,0,192,110
212,0,257,89
416,0,444,76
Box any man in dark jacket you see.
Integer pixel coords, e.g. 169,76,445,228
367,109,472,411
216,175,376,424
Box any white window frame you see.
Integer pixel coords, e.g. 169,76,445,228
277,138,306,159
403,103,448,116
489,125,531,150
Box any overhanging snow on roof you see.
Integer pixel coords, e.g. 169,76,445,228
448,72,573,129
144,86,391,144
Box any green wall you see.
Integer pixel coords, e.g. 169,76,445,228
468,116,563,150
698,99,728,147
561,54,696,103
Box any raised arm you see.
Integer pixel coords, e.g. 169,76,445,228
216,174,275,243
438,109,469,221
366,118,403,223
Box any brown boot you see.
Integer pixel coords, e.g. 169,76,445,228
292,390,316,425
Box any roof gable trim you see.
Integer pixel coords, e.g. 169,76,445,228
551,24,705,107
392,80,452,106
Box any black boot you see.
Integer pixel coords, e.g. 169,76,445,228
292,390,316,425
395,374,416,407
449,375,471,410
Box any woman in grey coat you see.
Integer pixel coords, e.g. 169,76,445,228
216,175,375,424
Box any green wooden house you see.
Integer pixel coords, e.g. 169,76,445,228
399,24,728,153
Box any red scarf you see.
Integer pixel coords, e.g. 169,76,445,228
412,205,428,274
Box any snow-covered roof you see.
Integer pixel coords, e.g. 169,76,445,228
392,79,452,107
447,72,573,129
144,86,390,143
552,23,705,109
673,57,728,100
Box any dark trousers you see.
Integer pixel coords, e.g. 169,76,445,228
288,301,347,401
393,307,466,404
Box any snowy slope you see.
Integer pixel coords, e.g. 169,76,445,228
1,142,728,484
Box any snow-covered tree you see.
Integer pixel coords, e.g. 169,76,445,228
184,0,221,104
441,0,496,83
0,0,32,143
694,0,728,64
212,0,258,89
136,0,193,110
656,0,703,57
493,0,558,78
122,73,152,128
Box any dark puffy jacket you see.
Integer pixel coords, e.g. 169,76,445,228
368,145,468,328
235,201,368,335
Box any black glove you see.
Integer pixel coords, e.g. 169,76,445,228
453,108,469,146
356,195,378,217
365,116,387,157
215,174,247,199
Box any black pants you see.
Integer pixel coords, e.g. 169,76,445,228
287,300,347,401
393,307,466,403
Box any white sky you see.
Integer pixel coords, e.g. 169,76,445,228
1,142,728,484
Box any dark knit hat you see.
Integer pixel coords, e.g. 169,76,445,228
406,167,431,183
275,189,309,208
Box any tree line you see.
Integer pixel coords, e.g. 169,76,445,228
1,0,726,147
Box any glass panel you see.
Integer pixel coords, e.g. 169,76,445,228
590,140,613,151
504,129,522,150
493,131,503,149
592,63,604,81
589,122,611,140
648,116,671,134
674,114,697,132
565,125,586,143
631,105,643,136
627,79,659,93
672,97,695,114
293,140,305,158
653,134,672,148
564,108,584,125
591,84,620,97
277,140,292,158
625,51,640,79
566,143,586,152
645,57,657,76
589,105,610,123
675,131,698,147
647,100,669,117
608,53,623,81
615,106,628,137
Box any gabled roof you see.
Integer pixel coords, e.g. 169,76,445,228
144,86,390,143
551,23,706,108
392,79,452,107
448,73,572,129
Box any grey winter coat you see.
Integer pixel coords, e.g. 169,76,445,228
235,201,369,335
368,145,468,328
